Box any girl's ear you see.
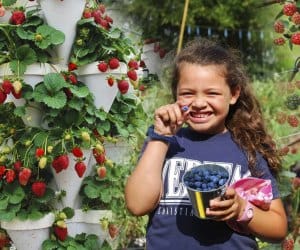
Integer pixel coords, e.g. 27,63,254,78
229,86,241,105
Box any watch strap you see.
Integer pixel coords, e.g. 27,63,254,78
237,201,254,222
146,125,177,145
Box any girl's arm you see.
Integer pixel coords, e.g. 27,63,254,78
246,198,287,242
125,140,169,216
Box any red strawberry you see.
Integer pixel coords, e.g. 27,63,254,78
139,84,146,91
283,3,297,16
108,223,119,239
2,79,13,94
0,90,7,104
273,21,285,33
12,88,22,99
98,61,108,72
68,62,77,71
128,59,139,70
108,58,120,69
292,12,300,25
107,76,114,86
154,42,160,52
75,161,86,178
83,8,92,19
117,79,129,94
104,15,113,24
0,165,6,177
68,74,77,84
0,6,5,18
281,236,294,250
6,169,16,183
54,226,68,241
72,147,83,158
287,115,299,127
291,33,300,45
127,69,137,81
139,60,146,68
18,168,32,186
32,181,46,197
13,161,23,172
63,88,73,99
273,37,285,45
10,10,26,25
35,147,44,158
99,18,109,29
97,166,106,178
95,153,106,165
52,154,69,173
98,3,106,13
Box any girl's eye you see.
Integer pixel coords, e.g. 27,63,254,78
208,92,220,96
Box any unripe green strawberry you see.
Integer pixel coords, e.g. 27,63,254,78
1,145,11,154
35,33,43,41
81,131,90,142
24,140,32,147
105,159,114,168
95,143,104,153
64,133,71,140
0,155,7,163
47,145,53,153
56,220,67,228
58,212,67,220
38,156,48,169
12,80,22,94
100,217,109,230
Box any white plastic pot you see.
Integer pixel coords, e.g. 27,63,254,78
51,149,92,209
1,213,55,250
39,0,86,65
77,62,127,112
67,209,112,247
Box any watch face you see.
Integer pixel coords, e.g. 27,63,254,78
247,207,254,219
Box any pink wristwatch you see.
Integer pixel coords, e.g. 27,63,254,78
237,201,254,222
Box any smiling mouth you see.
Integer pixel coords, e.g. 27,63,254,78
189,112,212,118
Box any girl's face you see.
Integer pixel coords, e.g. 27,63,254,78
176,63,240,134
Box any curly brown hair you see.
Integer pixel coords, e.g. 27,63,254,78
171,38,281,176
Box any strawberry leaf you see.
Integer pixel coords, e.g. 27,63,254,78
2,0,17,7
69,84,90,98
44,73,68,92
44,92,67,109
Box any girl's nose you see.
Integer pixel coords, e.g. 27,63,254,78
191,97,207,109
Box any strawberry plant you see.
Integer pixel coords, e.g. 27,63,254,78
69,1,137,67
0,4,64,75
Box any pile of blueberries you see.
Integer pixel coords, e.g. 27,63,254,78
183,165,229,192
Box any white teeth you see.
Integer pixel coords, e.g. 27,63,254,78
193,113,209,118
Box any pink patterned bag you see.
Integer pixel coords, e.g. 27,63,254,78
227,177,273,233
230,177,273,210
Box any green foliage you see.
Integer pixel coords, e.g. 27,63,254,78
42,233,101,250
69,12,138,66
0,8,64,76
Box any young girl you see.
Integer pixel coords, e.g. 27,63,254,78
125,38,287,249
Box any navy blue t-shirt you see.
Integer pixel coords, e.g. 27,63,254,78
144,127,279,250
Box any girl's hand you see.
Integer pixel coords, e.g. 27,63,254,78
206,187,246,221
154,102,190,136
